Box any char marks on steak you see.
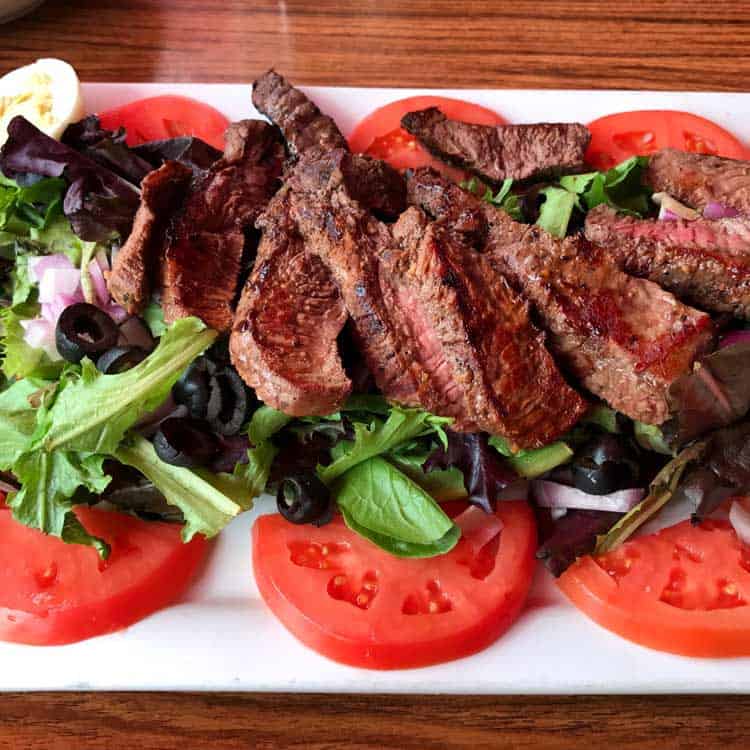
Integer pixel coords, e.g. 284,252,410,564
162,119,284,331
230,189,351,415
108,160,192,314
585,204,750,319
252,69,349,158
646,148,750,215
408,168,715,425
400,107,590,184
288,151,585,447
388,207,587,446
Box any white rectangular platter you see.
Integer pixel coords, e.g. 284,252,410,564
1,83,750,694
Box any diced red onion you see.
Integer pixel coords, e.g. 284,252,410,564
730,500,750,546
95,248,110,272
38,267,81,303
454,505,503,553
27,253,75,283
87,257,109,308
653,192,699,221
20,318,59,359
719,330,750,349
532,479,644,513
703,201,740,220
0,478,18,494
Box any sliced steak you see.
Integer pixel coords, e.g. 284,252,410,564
409,168,716,425
162,119,284,331
230,189,350,415
252,69,349,158
401,107,590,184
108,160,191,314
585,204,750,319
289,152,585,447
646,148,750,215
387,207,587,445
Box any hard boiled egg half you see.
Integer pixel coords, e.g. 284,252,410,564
0,58,84,146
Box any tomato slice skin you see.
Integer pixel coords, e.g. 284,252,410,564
558,519,750,657
348,95,505,176
252,501,536,669
98,95,230,150
586,110,750,171
0,505,209,646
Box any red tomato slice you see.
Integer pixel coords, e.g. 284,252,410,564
348,96,505,178
252,501,536,669
558,518,750,657
586,110,750,170
0,505,208,645
98,95,230,150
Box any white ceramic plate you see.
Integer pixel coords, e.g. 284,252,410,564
2,83,750,694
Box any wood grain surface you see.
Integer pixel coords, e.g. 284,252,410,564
3,1,750,748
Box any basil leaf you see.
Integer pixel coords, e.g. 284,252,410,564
39,317,217,454
340,506,460,558
386,452,467,502
334,456,454,545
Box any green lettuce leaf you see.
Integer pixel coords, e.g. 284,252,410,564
386,451,467,501
8,449,111,556
114,434,242,541
247,405,292,446
38,317,217,454
0,377,50,469
142,300,168,337
536,187,579,238
488,435,573,478
318,406,450,485
0,303,63,380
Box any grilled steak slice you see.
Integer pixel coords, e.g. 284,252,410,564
387,207,587,445
401,108,590,184
162,119,284,331
585,204,750,319
253,70,406,220
252,69,348,158
646,148,750,215
289,151,584,447
230,190,350,415
108,160,191,314
409,168,716,424
288,151,433,408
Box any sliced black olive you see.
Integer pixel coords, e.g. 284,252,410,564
172,357,215,419
206,367,249,436
573,460,632,495
55,303,119,364
153,416,218,468
277,474,333,527
96,345,148,374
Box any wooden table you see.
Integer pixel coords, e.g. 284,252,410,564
3,1,750,747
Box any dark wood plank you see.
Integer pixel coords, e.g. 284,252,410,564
4,692,750,749
1,1,750,746
0,0,749,89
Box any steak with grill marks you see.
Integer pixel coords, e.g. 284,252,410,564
646,148,750,215
230,189,351,415
161,119,284,331
387,207,587,446
585,204,750,319
108,160,191,314
408,168,716,425
288,151,585,448
400,107,590,184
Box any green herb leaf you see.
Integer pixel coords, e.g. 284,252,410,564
335,456,454,545
386,451,467,502
318,406,450,485
142,301,168,337
114,434,242,541
634,421,674,456
39,317,217,454
340,505,460,558
488,435,573,478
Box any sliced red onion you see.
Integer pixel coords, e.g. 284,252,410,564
106,302,128,323
730,500,750,546
703,201,740,220
0,478,18,494
454,505,503,553
27,253,75,283
20,318,59,359
653,192,699,221
719,330,750,349
95,248,110,272
87,257,109,308
532,479,644,513
658,205,681,221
